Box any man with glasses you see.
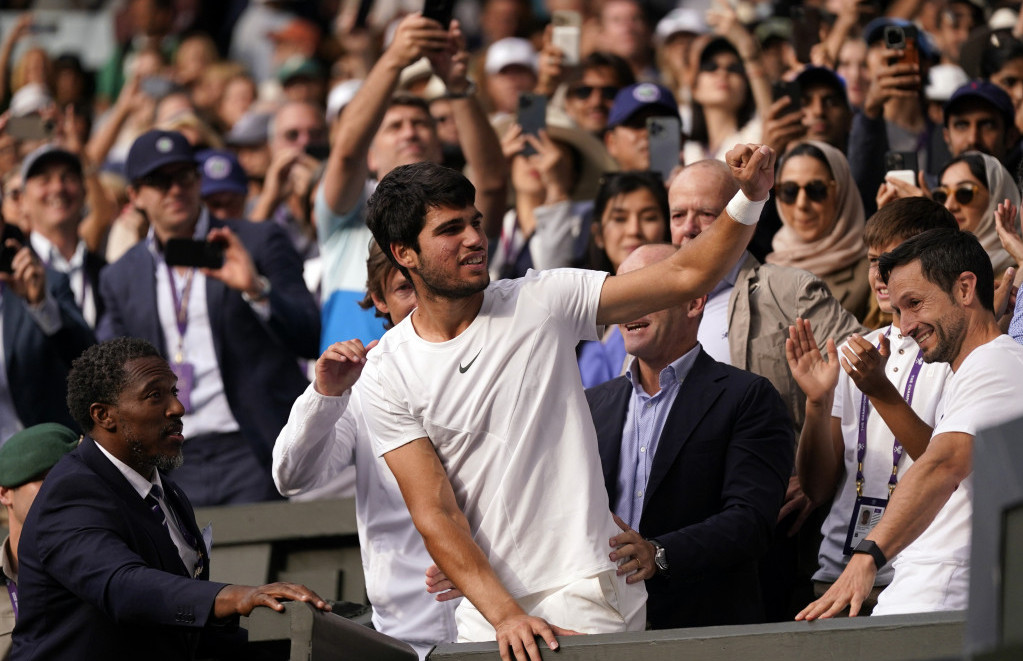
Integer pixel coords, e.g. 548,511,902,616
604,82,679,172
562,52,635,136
96,130,320,506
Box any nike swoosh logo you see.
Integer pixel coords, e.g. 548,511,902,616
459,349,482,373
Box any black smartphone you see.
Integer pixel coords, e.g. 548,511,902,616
791,6,822,64
771,80,803,117
517,92,547,156
164,239,225,269
304,142,330,160
647,116,681,181
0,244,17,274
422,0,454,28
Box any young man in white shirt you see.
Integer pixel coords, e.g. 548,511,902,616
797,227,1023,619
360,144,776,661
786,198,958,613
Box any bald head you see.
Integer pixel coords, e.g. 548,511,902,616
668,160,738,246
617,242,678,275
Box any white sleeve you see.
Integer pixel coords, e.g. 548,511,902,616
932,351,1016,438
529,200,581,271
521,268,608,342
360,357,430,458
272,383,359,496
831,367,849,421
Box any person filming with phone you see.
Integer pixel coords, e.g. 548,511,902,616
95,129,320,507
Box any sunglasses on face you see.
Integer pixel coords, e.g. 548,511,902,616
776,180,831,204
568,85,619,101
137,167,198,191
931,183,980,206
699,60,744,75
282,128,327,143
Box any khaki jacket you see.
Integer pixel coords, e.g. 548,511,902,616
728,254,865,433
820,256,871,324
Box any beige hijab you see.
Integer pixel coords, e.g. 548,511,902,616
963,151,1018,275
767,140,867,276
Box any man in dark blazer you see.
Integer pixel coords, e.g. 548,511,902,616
587,244,794,629
12,338,329,661
96,129,320,505
0,219,94,442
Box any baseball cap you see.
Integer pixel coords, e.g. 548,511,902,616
326,80,362,121
607,83,679,129
795,67,849,106
925,64,969,102
944,80,1015,128
0,423,78,488
125,130,196,182
277,55,324,86
20,144,83,183
863,18,939,62
485,38,538,75
655,8,707,45
197,149,248,197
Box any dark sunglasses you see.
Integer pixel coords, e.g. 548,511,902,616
137,166,198,191
568,85,619,101
282,127,327,143
931,183,980,206
776,180,831,204
699,60,744,75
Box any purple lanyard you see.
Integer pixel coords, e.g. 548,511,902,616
6,578,17,619
855,329,924,497
165,264,194,362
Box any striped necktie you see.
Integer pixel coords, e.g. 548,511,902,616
145,484,167,528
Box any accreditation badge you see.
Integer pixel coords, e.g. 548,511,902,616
170,360,195,413
843,496,887,556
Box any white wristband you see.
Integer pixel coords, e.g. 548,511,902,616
725,190,767,226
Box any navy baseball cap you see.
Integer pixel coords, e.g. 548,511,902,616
795,66,849,106
125,130,196,183
944,80,1015,128
607,83,679,129
197,149,248,197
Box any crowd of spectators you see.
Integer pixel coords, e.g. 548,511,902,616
5,0,1023,658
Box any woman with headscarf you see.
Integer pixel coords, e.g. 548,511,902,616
768,140,870,321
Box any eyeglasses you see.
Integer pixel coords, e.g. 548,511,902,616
137,166,198,191
699,60,744,75
568,85,619,101
776,180,832,204
931,183,980,206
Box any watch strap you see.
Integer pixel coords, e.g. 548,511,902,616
853,539,887,570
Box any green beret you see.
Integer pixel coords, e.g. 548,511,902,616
0,423,79,488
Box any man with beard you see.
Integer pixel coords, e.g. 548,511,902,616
361,140,775,660
797,228,1023,619
12,338,330,661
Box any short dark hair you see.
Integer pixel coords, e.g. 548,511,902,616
66,338,162,432
366,162,477,279
864,197,959,250
388,93,433,120
878,228,995,311
586,170,670,275
580,51,636,88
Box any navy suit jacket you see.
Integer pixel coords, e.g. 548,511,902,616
2,268,95,434
13,436,228,660
96,217,320,465
586,349,794,629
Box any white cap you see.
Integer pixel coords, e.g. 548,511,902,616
9,83,53,117
326,79,362,120
925,64,970,102
655,8,707,45
485,37,538,75
989,8,1018,32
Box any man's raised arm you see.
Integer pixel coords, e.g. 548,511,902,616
597,144,776,326
322,15,449,215
384,438,577,661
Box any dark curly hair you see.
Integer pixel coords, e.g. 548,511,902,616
66,338,162,432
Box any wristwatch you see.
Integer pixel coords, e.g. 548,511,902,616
852,539,887,570
648,539,669,575
446,80,477,99
242,275,272,304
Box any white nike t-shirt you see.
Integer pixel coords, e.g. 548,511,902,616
362,268,625,598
